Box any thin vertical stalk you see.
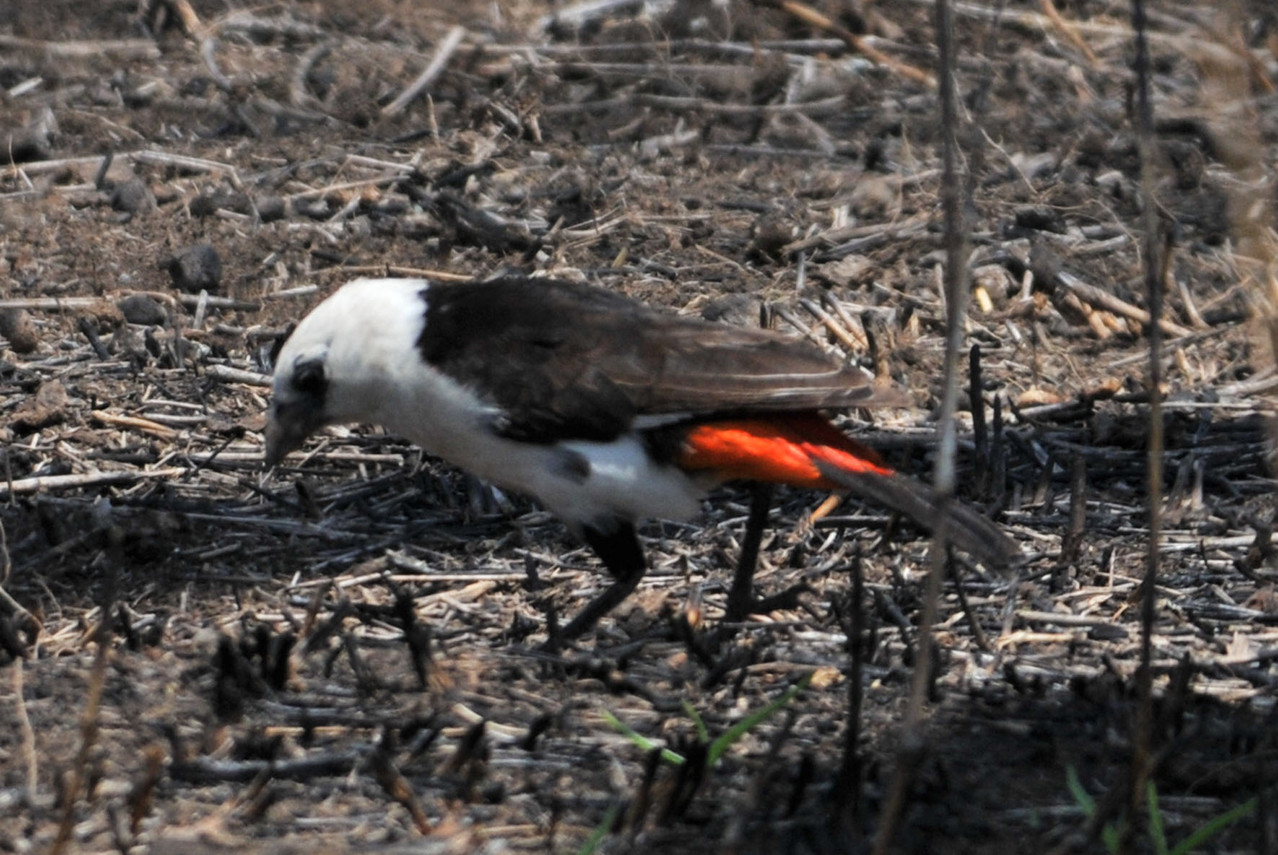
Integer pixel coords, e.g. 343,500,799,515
872,0,967,849
1131,0,1162,831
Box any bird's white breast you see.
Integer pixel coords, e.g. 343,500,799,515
315,279,706,528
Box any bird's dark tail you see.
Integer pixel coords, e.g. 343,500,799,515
678,413,1019,571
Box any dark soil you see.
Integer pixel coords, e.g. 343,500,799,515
2,0,1277,852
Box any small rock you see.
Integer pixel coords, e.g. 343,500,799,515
293,198,330,220
12,379,68,434
117,294,168,326
254,195,286,222
109,323,148,364
0,308,39,354
1,126,52,163
811,254,875,289
1017,387,1063,408
187,194,219,218
849,174,897,219
166,244,222,294
189,191,251,218
122,85,154,108
1089,623,1130,641
1012,205,1067,235
1,107,58,164
700,294,759,327
110,179,157,216
545,183,598,229
82,299,125,329
746,214,792,263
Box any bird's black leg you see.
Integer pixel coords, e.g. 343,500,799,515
549,521,647,648
724,483,774,622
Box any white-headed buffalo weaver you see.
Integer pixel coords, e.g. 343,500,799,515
265,277,1016,643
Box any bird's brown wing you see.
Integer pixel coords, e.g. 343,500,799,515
418,277,901,444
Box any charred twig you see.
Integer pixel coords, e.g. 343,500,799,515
125,745,164,836
832,555,865,836
522,650,680,711
49,610,112,855
1060,454,1087,564
970,344,988,488
949,562,991,651
170,750,364,783
724,484,774,623
369,738,432,833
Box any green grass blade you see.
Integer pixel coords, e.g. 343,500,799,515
1065,766,1096,817
707,672,813,767
575,801,621,855
601,709,685,766
1101,824,1121,854
1147,782,1168,855
1168,797,1256,855
682,699,709,744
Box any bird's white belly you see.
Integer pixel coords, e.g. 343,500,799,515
529,436,706,525
460,433,705,527
378,370,705,527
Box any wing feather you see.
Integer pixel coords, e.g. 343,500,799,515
418,278,900,442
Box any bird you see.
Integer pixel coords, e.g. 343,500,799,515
264,276,1017,644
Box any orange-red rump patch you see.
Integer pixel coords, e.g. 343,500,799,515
678,413,895,488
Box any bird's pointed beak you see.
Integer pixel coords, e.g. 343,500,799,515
263,415,292,470
263,405,311,470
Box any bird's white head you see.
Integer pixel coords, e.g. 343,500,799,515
264,278,429,468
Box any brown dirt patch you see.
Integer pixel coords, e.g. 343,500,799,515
2,1,1277,852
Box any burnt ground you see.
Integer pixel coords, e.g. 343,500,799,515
2,0,1278,852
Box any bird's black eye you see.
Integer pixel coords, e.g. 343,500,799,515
266,322,297,371
292,358,327,399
